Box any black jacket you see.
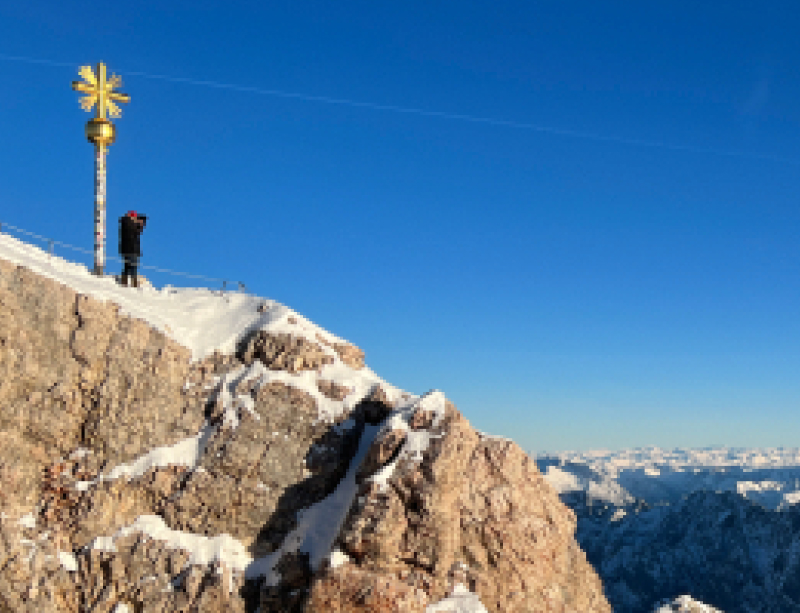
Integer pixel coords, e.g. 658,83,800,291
119,215,145,256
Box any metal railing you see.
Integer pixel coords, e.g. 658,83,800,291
0,220,245,293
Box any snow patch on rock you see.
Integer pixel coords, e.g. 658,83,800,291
425,583,489,612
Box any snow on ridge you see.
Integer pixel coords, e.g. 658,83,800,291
1,229,412,420
0,232,350,362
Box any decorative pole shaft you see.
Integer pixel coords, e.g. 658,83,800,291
94,143,107,275
72,62,130,277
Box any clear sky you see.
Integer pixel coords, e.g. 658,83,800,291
1,2,799,454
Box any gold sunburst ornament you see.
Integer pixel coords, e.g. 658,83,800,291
72,62,131,276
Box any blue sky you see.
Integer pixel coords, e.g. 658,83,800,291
2,1,799,453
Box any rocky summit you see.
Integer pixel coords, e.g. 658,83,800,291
0,244,611,612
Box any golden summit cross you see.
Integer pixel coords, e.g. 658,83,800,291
71,62,131,277
71,63,130,120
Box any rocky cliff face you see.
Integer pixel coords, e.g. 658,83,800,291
309,400,611,613
0,254,611,612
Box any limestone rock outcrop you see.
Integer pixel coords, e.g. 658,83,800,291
0,253,611,612
308,399,612,613
239,330,334,373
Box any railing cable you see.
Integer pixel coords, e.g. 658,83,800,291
0,221,245,292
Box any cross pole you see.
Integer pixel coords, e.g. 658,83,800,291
72,62,130,276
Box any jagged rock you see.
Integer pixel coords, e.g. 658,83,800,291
333,343,365,370
0,430,50,513
309,401,612,613
0,260,84,469
67,533,246,613
162,380,359,557
64,466,189,549
307,565,429,612
238,331,334,372
81,314,198,466
311,332,366,370
356,422,406,482
0,515,248,612
408,406,436,431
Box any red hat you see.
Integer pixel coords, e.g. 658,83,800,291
128,210,137,218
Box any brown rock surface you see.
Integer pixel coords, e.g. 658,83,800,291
356,422,407,482
308,400,612,613
0,260,197,470
162,379,359,557
239,330,334,372
333,343,365,370
0,517,248,613
0,254,611,613
0,260,254,612
310,332,366,370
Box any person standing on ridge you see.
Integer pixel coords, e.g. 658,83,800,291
119,210,146,287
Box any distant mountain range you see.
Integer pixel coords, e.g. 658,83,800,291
537,447,800,613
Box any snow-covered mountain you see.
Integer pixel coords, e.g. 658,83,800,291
537,447,800,613
0,232,612,612
539,447,800,510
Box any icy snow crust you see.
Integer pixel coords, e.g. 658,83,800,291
1,235,491,606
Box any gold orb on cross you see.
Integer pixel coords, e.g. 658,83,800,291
72,63,130,146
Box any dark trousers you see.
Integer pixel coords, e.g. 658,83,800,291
121,254,140,286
